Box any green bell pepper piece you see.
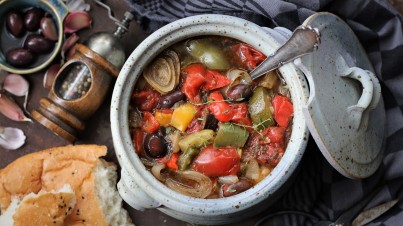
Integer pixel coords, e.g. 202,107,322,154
214,123,249,148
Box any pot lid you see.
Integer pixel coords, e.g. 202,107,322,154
294,12,386,179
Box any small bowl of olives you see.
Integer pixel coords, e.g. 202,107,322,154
0,0,68,74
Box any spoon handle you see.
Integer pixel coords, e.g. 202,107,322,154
250,26,320,80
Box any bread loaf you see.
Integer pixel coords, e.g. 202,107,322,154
0,145,134,226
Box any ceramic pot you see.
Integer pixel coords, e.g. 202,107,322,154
111,14,310,225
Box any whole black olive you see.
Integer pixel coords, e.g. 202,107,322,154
24,34,54,54
40,16,58,41
6,10,24,37
222,178,252,197
6,48,34,66
144,133,167,158
203,114,218,130
226,84,252,101
158,90,186,109
24,7,44,31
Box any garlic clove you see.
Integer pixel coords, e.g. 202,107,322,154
3,73,29,97
0,126,26,150
63,11,92,34
40,16,58,41
0,92,31,122
61,33,79,60
65,0,91,12
43,64,61,89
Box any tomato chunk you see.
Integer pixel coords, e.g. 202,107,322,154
202,69,231,91
272,94,293,127
132,128,144,155
193,146,240,177
232,43,266,70
131,89,160,111
208,91,234,122
181,64,206,103
142,112,160,134
261,126,285,145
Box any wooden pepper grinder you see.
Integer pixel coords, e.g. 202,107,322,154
32,11,134,143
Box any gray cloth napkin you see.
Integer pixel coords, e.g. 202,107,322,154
124,0,403,225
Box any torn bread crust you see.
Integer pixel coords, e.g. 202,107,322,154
0,145,134,226
0,184,76,226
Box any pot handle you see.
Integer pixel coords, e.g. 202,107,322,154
339,67,381,130
117,168,161,211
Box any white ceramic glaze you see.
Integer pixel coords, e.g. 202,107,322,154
296,12,385,179
111,14,310,225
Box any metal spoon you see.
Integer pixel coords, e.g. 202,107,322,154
250,25,321,80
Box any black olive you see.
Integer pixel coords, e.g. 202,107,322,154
6,48,34,66
6,10,24,37
144,133,167,158
226,84,252,101
203,114,218,130
24,7,44,31
24,34,54,54
158,90,186,109
222,178,252,197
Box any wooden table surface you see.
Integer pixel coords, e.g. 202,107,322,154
0,1,260,225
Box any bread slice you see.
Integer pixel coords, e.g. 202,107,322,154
0,184,76,226
0,145,134,226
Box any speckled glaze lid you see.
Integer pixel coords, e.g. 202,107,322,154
295,12,386,179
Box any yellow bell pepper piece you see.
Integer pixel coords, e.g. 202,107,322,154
155,110,173,126
170,103,196,132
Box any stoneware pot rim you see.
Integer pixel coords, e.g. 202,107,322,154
111,14,310,223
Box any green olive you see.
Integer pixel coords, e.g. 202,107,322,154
186,39,229,70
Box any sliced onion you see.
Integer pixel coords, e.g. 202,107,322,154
218,175,239,185
244,158,260,182
143,50,180,94
165,170,212,198
140,157,158,167
168,130,181,153
151,163,166,181
226,69,252,87
257,71,279,89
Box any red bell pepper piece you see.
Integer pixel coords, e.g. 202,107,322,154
166,153,179,170
131,89,160,111
230,102,252,128
181,64,206,103
260,126,285,145
208,91,234,122
132,128,144,155
141,112,160,134
202,69,231,91
232,43,266,70
272,94,294,127
193,145,240,177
